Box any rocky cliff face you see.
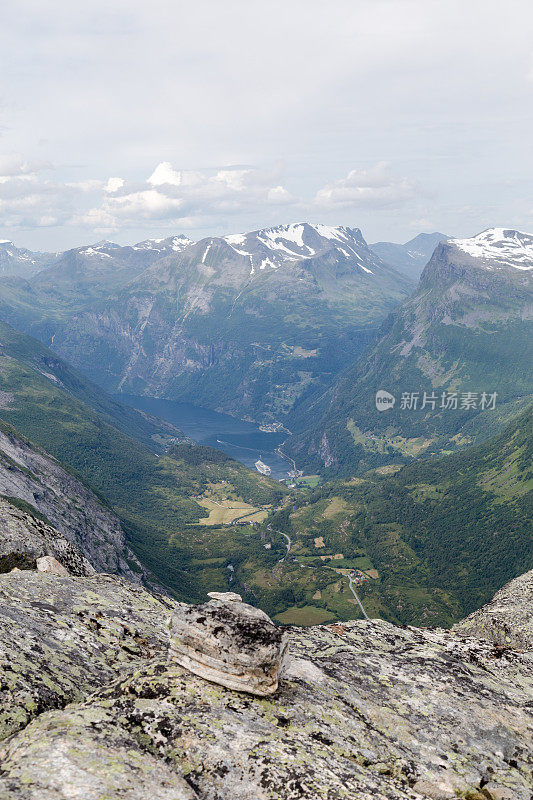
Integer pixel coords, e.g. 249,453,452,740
0,422,144,580
0,547,531,799
0,498,94,575
454,568,533,650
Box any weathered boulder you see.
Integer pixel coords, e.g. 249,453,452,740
36,555,70,576
169,594,289,695
453,568,533,650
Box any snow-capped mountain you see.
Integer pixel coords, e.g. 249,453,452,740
223,222,384,276
287,227,533,474
31,238,194,298
449,228,533,271
2,222,412,422
0,240,54,278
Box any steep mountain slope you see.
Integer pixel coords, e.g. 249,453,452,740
0,566,531,799
370,231,449,279
0,318,287,599
288,228,533,474
0,420,144,578
0,318,184,452
9,223,412,423
268,403,532,627
0,497,94,576
0,239,54,277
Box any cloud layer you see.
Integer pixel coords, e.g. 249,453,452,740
1,0,532,247
0,157,415,236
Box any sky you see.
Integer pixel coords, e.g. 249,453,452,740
1,0,532,251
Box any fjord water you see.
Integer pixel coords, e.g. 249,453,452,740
117,394,290,479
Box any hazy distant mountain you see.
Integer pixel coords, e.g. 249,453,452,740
287,228,533,473
32,237,192,298
0,223,413,422
0,240,54,278
132,234,194,255
370,232,450,280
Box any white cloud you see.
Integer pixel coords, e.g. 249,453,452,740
148,162,183,187
79,162,299,230
0,154,421,238
267,185,294,204
104,177,125,193
314,163,415,209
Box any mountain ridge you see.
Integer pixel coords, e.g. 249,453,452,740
0,222,413,423
286,227,533,474
370,231,449,279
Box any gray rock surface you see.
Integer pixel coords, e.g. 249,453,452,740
170,594,289,695
0,423,144,579
0,571,176,741
0,498,94,575
453,568,533,650
0,570,531,799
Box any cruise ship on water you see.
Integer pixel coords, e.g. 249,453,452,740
254,459,271,476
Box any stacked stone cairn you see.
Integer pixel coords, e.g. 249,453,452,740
169,591,289,696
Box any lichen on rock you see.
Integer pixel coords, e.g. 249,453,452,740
0,570,531,799
453,568,533,650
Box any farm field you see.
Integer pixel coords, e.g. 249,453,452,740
197,498,268,525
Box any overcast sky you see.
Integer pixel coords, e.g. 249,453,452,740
1,0,532,250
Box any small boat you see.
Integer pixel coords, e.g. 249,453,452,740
254,459,271,476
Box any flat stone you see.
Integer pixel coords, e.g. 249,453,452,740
170,595,289,695
36,556,70,576
207,591,242,602
482,784,517,800
412,779,457,799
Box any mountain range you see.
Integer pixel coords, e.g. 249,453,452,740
287,227,533,474
0,239,55,278
0,222,413,422
0,222,530,629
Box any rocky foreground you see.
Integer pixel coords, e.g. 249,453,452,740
0,499,531,800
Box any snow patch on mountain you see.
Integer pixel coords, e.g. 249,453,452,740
224,233,247,247
80,246,112,259
452,228,533,270
133,235,193,253
221,223,378,278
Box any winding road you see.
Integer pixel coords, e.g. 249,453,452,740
277,531,292,563
272,528,371,620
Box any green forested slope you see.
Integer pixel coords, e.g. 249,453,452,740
0,319,286,599
267,404,532,626
287,237,533,475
